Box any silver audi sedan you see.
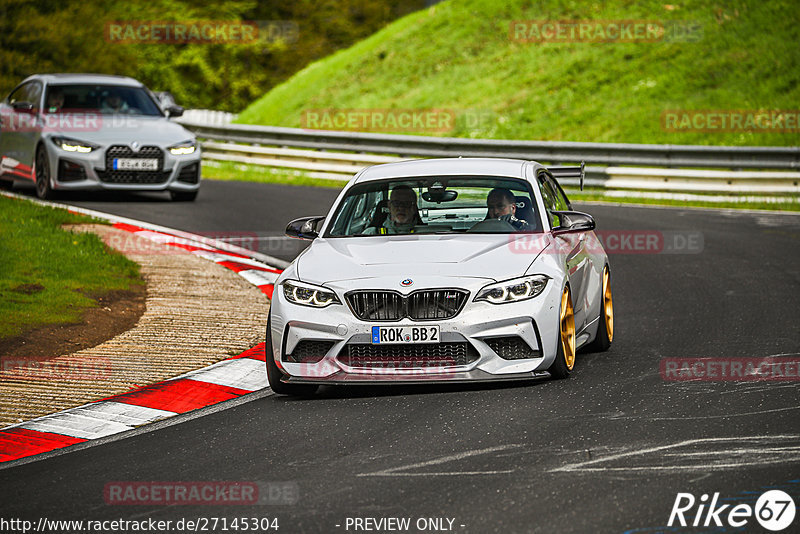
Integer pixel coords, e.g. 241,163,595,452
267,158,614,395
0,74,201,201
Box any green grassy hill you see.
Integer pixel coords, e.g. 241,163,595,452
237,0,800,146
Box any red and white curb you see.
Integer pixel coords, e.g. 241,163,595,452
0,193,284,465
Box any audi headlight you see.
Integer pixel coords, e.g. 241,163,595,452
282,280,340,308
475,275,549,304
168,140,196,155
51,136,98,153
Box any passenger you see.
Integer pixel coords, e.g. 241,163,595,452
101,93,129,114
364,185,421,235
485,187,532,231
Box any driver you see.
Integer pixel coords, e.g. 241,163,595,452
46,89,64,112
364,185,421,235
486,188,532,231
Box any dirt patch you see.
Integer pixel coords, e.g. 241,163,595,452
11,283,45,295
0,286,146,359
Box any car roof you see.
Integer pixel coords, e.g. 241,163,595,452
353,157,538,183
21,74,144,87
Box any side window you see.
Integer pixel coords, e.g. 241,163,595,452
25,83,42,112
536,172,561,227
7,84,29,105
549,176,571,211
7,82,42,112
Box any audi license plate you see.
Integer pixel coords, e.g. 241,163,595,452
372,325,440,344
113,158,158,171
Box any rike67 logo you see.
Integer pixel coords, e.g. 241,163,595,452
668,490,796,531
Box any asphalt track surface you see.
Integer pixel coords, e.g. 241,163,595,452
2,179,800,533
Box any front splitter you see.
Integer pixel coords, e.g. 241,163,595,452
285,369,552,385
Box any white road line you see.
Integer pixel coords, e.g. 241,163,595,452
550,435,800,473
357,444,522,477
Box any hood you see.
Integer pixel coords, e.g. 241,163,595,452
45,115,194,146
296,233,551,286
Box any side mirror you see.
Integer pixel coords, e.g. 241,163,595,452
551,211,595,234
166,105,184,118
12,101,34,113
285,216,326,240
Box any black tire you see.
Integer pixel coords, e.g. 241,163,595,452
0,177,13,190
548,285,575,379
585,266,613,353
170,190,198,201
265,317,319,396
35,145,55,200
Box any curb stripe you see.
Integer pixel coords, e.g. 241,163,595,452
229,343,267,361
1,207,287,466
217,260,283,275
169,358,267,391
0,429,87,462
109,379,253,414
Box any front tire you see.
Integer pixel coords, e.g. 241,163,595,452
585,265,613,352
266,317,319,396
548,285,576,379
35,145,55,200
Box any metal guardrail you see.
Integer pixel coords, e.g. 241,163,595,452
179,120,800,169
178,119,800,197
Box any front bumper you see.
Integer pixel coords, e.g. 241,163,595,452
47,143,201,192
269,278,563,383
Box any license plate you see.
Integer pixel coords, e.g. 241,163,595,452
113,158,158,171
372,325,440,344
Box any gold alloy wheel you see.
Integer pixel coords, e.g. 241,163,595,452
560,286,576,370
602,267,614,342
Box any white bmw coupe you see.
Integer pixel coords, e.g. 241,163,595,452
267,158,613,395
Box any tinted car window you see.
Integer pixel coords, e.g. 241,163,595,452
327,176,541,236
536,171,570,227
7,82,42,111
43,84,163,116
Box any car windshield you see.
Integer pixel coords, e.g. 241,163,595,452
44,84,163,116
326,176,543,237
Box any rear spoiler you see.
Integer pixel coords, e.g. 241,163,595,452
547,161,586,191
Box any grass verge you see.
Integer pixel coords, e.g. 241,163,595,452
202,161,800,212
237,0,800,147
0,195,143,340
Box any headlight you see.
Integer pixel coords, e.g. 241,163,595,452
51,136,98,153
282,280,341,308
168,141,196,155
475,275,549,304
